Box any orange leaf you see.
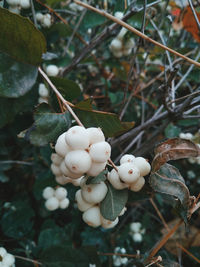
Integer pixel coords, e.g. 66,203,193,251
182,6,200,42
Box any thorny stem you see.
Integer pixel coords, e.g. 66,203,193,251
74,0,200,68
38,67,84,127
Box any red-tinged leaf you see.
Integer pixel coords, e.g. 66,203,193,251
152,138,200,172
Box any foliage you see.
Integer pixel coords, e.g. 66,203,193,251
0,0,200,266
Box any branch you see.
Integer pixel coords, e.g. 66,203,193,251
74,0,200,68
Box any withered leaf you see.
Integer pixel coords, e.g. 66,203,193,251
152,138,200,172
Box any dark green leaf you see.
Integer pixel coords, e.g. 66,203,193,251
0,7,46,65
164,123,181,138
74,100,134,137
0,53,38,98
50,77,81,102
100,183,128,221
86,169,108,184
149,163,191,209
1,200,35,238
81,10,106,30
27,103,71,146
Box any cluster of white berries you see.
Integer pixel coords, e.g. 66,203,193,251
51,126,111,185
129,222,145,242
109,18,135,58
0,247,15,267
108,154,151,192
7,0,30,14
113,247,128,267
42,186,69,211
68,2,84,12
179,132,200,164
45,64,59,77
35,13,52,28
38,83,49,104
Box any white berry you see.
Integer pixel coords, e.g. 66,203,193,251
51,163,62,176
101,216,119,229
46,65,59,77
132,157,151,176
87,161,107,177
59,198,70,209
112,50,123,58
65,126,90,150
81,181,108,204
89,141,111,163
8,6,20,14
42,187,55,200
36,12,44,21
60,161,83,179
0,248,7,258
110,39,122,51
45,197,59,211
2,253,15,266
107,169,128,190
54,187,67,200
123,48,132,56
55,132,71,157
20,0,30,9
82,206,101,227
51,153,63,166
120,154,135,165
65,150,91,174
114,11,123,19
118,163,140,184
132,232,143,242
124,38,135,49
38,83,49,98
86,127,105,145
130,177,145,192
75,189,93,212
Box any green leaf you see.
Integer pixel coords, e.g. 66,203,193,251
164,123,181,138
1,199,35,238
81,10,106,30
27,103,71,146
74,100,134,137
100,183,128,221
50,77,81,102
149,163,191,210
0,7,46,65
0,53,38,98
86,170,108,184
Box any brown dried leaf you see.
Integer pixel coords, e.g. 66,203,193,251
152,138,200,172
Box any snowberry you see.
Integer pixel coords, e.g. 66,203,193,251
8,6,20,14
75,189,94,212
123,48,132,56
89,141,111,163
101,216,119,229
82,206,101,227
59,198,69,209
107,169,128,190
110,39,122,51
132,232,143,242
132,157,151,176
51,153,63,166
120,154,135,165
130,177,145,192
65,126,90,150
54,187,67,200
20,0,30,9
0,248,7,258
45,197,59,211
118,163,140,184
87,161,106,177
42,187,55,200
86,127,105,144
124,38,135,49
112,50,123,58
65,150,92,174
2,253,15,266
185,133,193,140
38,97,48,104
38,83,49,98
51,163,62,176
55,132,70,157
36,12,43,21
46,65,59,77
114,11,123,19
81,181,108,204
130,222,142,232
60,161,83,179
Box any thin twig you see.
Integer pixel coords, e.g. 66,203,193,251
177,244,200,264
14,255,42,265
74,0,200,68
38,67,84,126
0,160,33,166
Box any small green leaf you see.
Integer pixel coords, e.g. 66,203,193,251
100,183,128,221
74,100,134,137
50,77,81,101
27,103,71,146
81,10,106,30
164,123,181,138
0,8,46,65
0,53,38,98
149,163,191,209
86,170,108,184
